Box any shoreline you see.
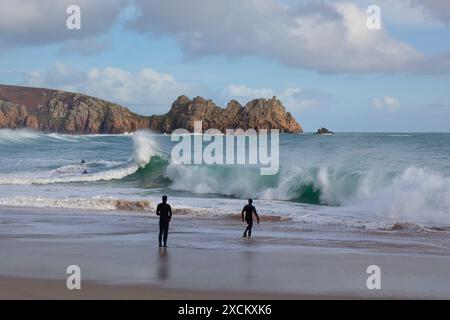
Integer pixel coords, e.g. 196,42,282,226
1,205,450,299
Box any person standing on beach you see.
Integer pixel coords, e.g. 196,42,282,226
242,199,260,238
157,195,172,247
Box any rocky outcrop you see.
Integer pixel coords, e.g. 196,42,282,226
149,95,302,133
315,127,334,135
0,101,39,129
0,84,302,134
0,85,150,134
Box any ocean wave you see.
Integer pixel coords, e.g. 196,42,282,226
387,134,411,137
51,164,87,174
0,196,153,212
1,195,448,232
0,129,43,144
0,165,139,185
46,133,81,142
0,130,160,185
1,129,450,226
163,164,450,225
0,195,291,225
348,167,450,225
0,129,81,144
0,196,233,217
0,129,138,145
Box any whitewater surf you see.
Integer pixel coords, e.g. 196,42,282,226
0,129,450,229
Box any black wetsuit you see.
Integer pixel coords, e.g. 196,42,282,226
157,202,172,246
242,204,259,237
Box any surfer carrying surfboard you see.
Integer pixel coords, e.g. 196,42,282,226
241,199,260,238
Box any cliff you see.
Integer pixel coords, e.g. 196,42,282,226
0,85,150,134
149,95,302,133
0,85,302,134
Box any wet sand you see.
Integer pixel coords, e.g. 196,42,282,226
0,276,338,300
1,206,450,299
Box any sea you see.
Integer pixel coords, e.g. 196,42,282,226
0,129,450,232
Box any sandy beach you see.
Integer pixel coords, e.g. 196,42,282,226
0,276,333,300
1,206,450,299
2,0,450,303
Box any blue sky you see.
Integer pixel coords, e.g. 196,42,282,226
1,0,450,132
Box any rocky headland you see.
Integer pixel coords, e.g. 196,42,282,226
0,84,302,134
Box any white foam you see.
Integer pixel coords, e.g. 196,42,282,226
133,130,159,168
0,165,138,185
46,133,80,142
0,196,230,217
349,166,450,225
0,129,43,144
0,130,159,185
164,163,450,225
0,196,120,211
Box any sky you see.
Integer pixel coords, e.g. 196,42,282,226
1,0,450,132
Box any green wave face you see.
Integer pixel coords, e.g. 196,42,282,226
124,155,171,188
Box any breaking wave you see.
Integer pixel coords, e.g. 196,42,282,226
1,129,450,225
0,196,150,211
163,164,450,225
0,130,161,185
0,129,44,144
0,196,235,218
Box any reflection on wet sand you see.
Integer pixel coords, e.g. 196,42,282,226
243,251,255,285
157,248,170,281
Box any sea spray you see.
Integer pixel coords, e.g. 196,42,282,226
164,163,450,224
349,166,450,224
170,122,280,175
133,131,159,167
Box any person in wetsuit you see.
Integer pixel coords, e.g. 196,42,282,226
157,195,172,247
81,160,87,174
241,198,260,238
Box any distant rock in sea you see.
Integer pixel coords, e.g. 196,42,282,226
315,127,334,135
0,84,302,134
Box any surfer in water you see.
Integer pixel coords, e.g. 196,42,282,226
242,199,260,238
81,160,87,174
157,195,172,247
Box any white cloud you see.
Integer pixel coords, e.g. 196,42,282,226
221,85,275,100
372,96,400,112
0,0,125,49
23,63,194,115
128,0,423,73
347,0,445,28
221,84,329,110
2,0,450,74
